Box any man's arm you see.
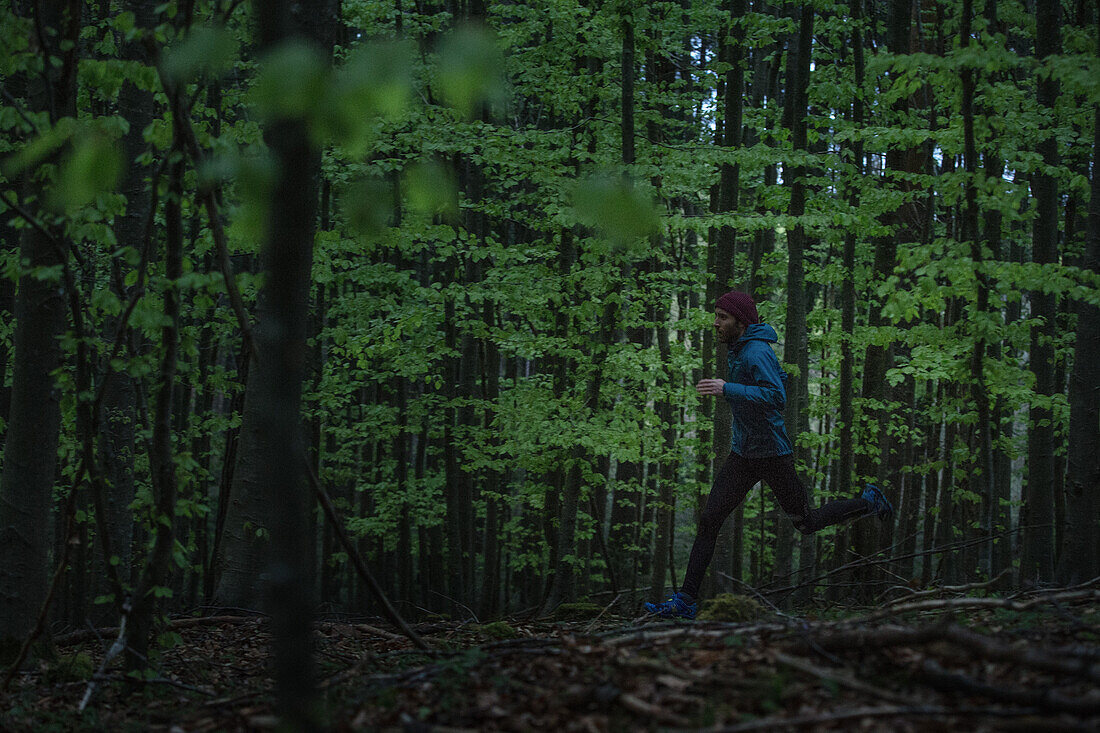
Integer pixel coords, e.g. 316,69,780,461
696,345,785,407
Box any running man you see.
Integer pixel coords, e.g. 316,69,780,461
645,290,892,619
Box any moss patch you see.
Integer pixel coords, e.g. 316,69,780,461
552,602,603,621
42,652,95,684
697,594,763,622
475,621,520,640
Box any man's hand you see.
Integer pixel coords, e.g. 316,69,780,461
696,379,726,397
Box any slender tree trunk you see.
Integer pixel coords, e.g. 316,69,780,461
960,0,995,580
779,2,813,595
0,0,80,652
125,141,184,673
849,0,910,600
1057,25,1100,583
1021,0,1061,585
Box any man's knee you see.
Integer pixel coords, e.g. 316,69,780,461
791,514,817,535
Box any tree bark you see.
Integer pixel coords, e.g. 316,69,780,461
1021,0,1061,585
0,0,80,651
779,1,813,594
1057,19,1100,583
215,0,336,611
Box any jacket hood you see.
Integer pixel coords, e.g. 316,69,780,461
733,322,778,345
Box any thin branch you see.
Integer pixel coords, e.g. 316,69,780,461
884,567,1012,605
0,84,41,132
303,453,429,650
78,607,130,711
919,658,1100,716
712,704,1043,732
846,589,1100,625
0,188,60,246
773,651,916,705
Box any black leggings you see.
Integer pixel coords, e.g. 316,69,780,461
680,451,869,599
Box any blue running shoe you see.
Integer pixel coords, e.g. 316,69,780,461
860,483,893,521
644,592,697,619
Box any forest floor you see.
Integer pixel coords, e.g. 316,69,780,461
2,584,1098,732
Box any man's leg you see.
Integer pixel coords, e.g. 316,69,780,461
679,452,759,599
766,455,870,534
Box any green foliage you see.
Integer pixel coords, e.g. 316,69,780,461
0,0,1092,631
435,25,508,119
475,621,520,639
162,24,239,84
41,652,94,684
551,602,603,621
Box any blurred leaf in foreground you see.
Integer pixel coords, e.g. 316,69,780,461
572,174,660,253
435,25,507,119
249,40,329,122
341,177,394,236
320,40,414,153
162,24,239,85
404,160,458,220
48,130,124,213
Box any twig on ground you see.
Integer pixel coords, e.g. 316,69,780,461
616,691,686,725
93,672,215,697
884,568,1012,605
711,704,1045,732
938,624,1100,683
584,593,624,633
848,589,1100,625
428,591,480,625
79,608,130,712
719,572,801,621
772,651,916,705
918,658,1100,715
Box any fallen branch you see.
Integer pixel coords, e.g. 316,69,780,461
617,691,686,725
584,593,624,633
847,589,1100,625
884,567,1013,605
303,454,428,651
79,610,130,711
602,622,789,646
761,526,1036,598
712,703,1044,732
54,615,262,647
918,658,1100,716
939,624,1100,684
772,651,915,705
789,621,951,654
720,572,802,621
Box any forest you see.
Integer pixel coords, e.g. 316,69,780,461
0,0,1098,729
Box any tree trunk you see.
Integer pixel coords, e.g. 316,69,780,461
0,0,80,652
1057,47,1100,583
779,1,813,596
960,0,995,580
1021,0,1061,585
125,142,184,672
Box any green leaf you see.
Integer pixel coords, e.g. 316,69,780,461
162,24,239,84
48,132,123,213
320,40,413,152
249,40,329,122
435,24,507,119
404,160,458,219
571,174,659,252
341,176,394,235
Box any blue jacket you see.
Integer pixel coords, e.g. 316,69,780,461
722,323,793,458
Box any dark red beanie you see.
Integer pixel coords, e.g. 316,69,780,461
716,290,759,325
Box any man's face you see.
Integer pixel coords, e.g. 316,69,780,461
714,308,745,344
